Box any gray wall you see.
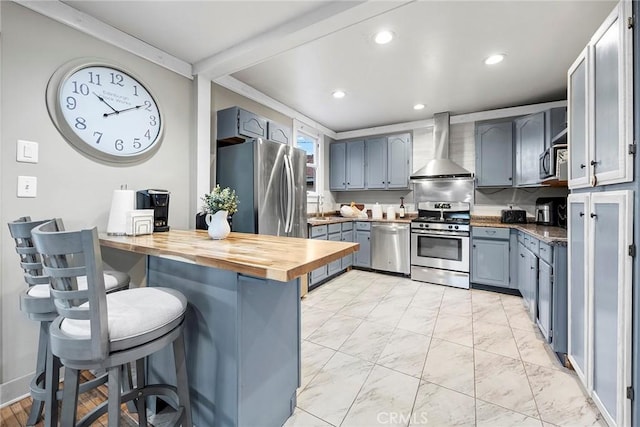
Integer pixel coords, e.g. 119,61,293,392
0,2,194,403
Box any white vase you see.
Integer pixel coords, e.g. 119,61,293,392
205,210,230,240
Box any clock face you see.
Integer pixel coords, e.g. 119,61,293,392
47,60,164,163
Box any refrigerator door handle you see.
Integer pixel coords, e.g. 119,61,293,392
284,154,295,233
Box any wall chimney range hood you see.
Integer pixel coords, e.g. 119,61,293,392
410,112,473,180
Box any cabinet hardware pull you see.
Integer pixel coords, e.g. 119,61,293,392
508,177,512,181
590,160,598,166
520,254,525,258
590,213,597,219
580,164,586,169
579,212,584,217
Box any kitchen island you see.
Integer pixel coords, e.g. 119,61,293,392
100,230,358,427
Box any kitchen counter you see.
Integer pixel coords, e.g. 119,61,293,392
99,229,359,426
307,215,414,226
100,229,358,282
471,217,567,245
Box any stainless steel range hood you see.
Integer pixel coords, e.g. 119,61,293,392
410,112,473,179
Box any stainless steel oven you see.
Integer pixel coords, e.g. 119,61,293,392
410,201,471,289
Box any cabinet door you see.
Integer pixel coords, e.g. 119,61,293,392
527,250,539,321
475,121,513,187
310,233,328,283
514,112,545,186
568,193,590,388
268,121,291,145
471,238,510,287
517,242,528,303
329,142,346,190
354,231,371,268
568,48,590,189
387,134,411,189
327,233,342,275
341,230,354,269
366,137,387,189
537,258,553,342
590,2,633,187
589,190,632,427
346,140,365,190
238,108,267,139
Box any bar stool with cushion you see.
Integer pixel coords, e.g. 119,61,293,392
31,220,192,427
7,217,131,426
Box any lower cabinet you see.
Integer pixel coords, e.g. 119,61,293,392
471,227,510,288
354,222,371,268
308,222,356,288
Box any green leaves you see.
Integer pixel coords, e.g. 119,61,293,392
202,185,239,215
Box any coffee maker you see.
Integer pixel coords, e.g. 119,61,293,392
136,189,170,232
534,197,567,227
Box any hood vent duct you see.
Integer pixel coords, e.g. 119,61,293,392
410,112,473,180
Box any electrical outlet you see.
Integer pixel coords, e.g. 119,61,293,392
17,140,39,163
17,176,37,198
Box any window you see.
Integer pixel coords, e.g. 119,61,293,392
294,121,322,195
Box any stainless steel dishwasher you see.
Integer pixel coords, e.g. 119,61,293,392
371,222,410,274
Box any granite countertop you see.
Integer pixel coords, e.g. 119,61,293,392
471,217,567,245
100,230,359,282
307,215,414,226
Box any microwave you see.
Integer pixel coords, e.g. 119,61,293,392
539,144,567,180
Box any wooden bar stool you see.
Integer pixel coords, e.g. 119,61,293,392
7,217,130,426
32,220,192,427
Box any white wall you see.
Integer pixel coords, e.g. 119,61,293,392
0,2,194,403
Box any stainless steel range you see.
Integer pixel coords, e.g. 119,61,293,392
411,201,471,289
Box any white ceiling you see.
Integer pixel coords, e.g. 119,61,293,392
60,0,617,132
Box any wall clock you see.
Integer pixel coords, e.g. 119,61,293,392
46,58,164,163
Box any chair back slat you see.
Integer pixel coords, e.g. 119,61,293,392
24,274,50,286
32,220,109,360
8,217,55,287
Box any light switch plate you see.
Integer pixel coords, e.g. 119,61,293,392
17,176,37,198
17,140,39,163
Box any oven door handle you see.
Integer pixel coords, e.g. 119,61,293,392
411,229,469,237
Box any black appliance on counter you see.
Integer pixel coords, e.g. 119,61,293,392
500,209,527,224
534,197,567,228
137,189,170,232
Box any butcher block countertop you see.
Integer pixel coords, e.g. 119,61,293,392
100,230,359,282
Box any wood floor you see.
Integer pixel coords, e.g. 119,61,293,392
0,371,139,427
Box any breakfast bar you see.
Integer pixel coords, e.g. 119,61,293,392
99,230,359,427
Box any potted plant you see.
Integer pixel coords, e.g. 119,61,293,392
201,185,239,239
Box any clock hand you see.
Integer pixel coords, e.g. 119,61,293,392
92,92,119,115
103,105,143,117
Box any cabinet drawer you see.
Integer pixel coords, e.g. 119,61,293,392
310,225,327,238
341,222,354,232
527,236,539,256
538,241,553,264
356,222,371,231
328,223,342,234
518,231,525,244
472,227,510,240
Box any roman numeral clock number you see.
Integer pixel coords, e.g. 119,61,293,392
47,60,163,162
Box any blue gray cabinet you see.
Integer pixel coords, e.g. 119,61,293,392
471,227,510,288
354,222,371,268
365,137,387,189
537,257,553,340
329,143,347,190
475,121,513,187
346,140,365,190
568,49,589,187
387,134,411,189
514,112,545,186
309,225,329,284
327,232,342,275
268,121,291,145
341,223,354,269
309,222,356,288
217,106,268,143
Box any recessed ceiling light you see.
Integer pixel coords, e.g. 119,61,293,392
484,54,505,65
374,30,394,45
332,90,346,99
413,104,425,110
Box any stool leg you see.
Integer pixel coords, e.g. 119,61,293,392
43,341,61,427
121,363,137,414
135,359,148,426
26,322,48,426
173,332,192,427
60,368,79,427
108,366,122,427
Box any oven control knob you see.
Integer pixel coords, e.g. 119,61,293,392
455,225,459,229
448,225,453,229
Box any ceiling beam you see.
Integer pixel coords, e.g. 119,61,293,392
194,0,415,80
14,0,193,79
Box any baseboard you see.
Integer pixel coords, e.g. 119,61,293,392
0,372,32,408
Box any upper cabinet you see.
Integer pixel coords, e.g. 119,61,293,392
331,133,411,191
267,121,292,145
515,112,546,186
568,1,633,189
217,106,268,143
475,120,513,187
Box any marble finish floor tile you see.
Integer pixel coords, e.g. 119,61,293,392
439,298,473,318
422,338,475,396
512,328,562,370
297,352,373,426
283,408,333,427
365,299,410,327
525,363,603,427
396,305,438,336
377,329,430,378
312,289,357,312
338,320,395,362
432,313,473,347
300,340,336,391
476,400,543,427
409,287,444,310
301,305,336,339
472,303,510,326
307,314,362,349
411,381,475,426
506,308,540,333
341,365,420,427
474,349,539,418
338,294,381,318
473,321,520,359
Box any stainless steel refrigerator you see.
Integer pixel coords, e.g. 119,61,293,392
216,138,307,238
